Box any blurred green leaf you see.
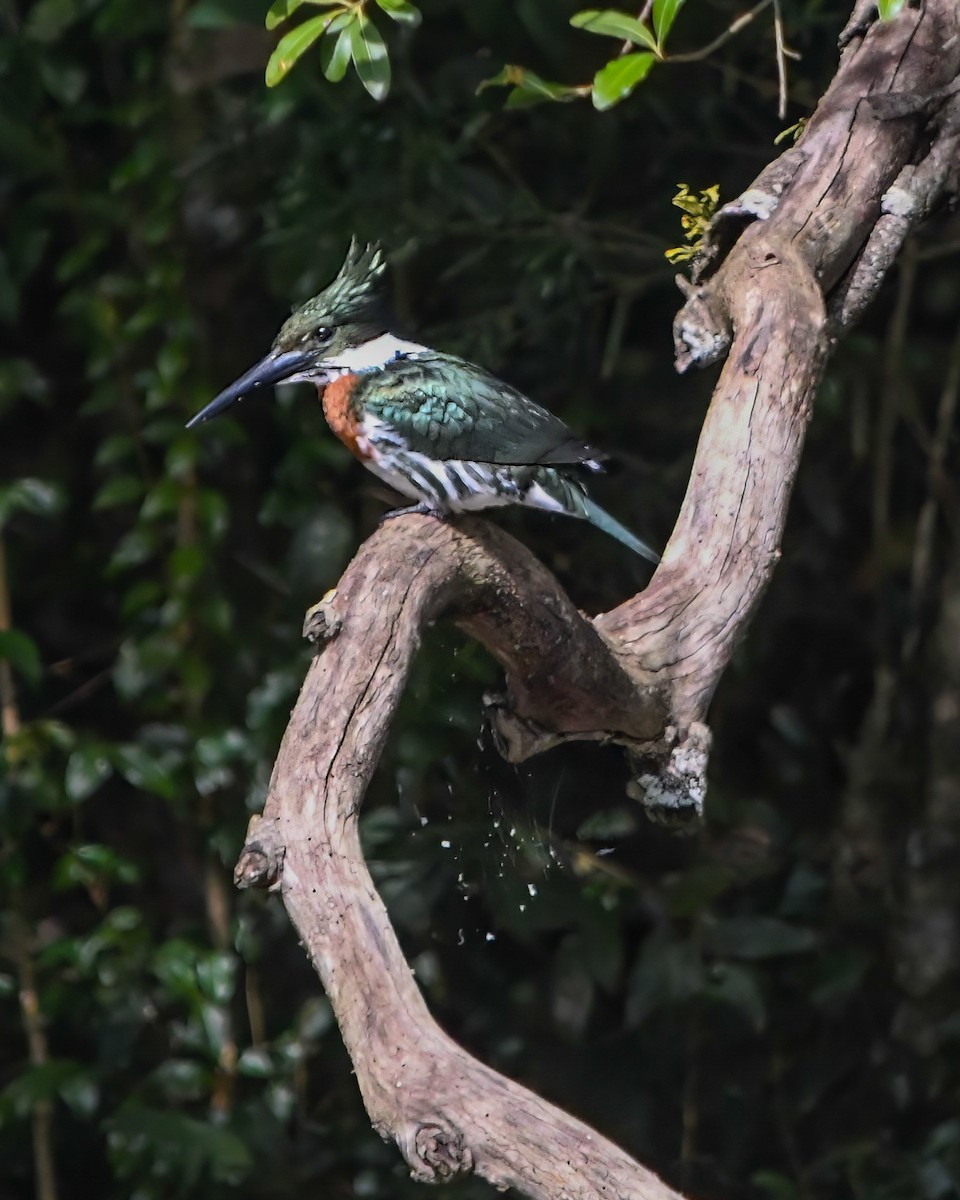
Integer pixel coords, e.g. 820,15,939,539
108,1105,252,1187
64,747,114,803
592,52,656,110
576,809,638,839
571,9,658,52
24,0,80,42
154,939,203,1000
704,963,766,1030
702,916,819,960
113,744,179,800
626,933,701,1026
479,65,582,107
188,0,263,29
150,1058,209,1101
0,478,64,526
877,0,906,18
0,629,42,686
53,843,140,890
0,1060,95,1119
196,951,237,1004
58,1069,100,1117
93,475,143,510
238,1047,273,1076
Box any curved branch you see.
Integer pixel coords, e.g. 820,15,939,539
235,5,960,1197
237,518,679,1198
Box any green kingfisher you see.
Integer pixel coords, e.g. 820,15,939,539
187,241,659,563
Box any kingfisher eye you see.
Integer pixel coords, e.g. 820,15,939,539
315,326,331,342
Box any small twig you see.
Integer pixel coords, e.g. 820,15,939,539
873,244,917,557
902,315,960,661
0,535,20,740
15,936,58,1200
667,0,773,64
773,0,788,120
916,237,960,262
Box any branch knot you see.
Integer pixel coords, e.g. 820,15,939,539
391,1119,474,1183
234,815,285,890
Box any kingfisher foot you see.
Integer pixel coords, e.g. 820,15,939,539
379,502,448,525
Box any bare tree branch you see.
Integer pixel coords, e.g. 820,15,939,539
236,5,960,1197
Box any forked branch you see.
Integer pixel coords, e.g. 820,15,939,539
237,5,960,1197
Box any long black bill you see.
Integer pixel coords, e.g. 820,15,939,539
186,350,315,429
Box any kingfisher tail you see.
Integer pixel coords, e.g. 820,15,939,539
509,464,661,563
579,495,660,563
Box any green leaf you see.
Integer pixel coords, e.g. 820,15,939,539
187,0,258,29
704,963,766,1030
265,13,335,86
107,1105,252,1187
374,0,421,26
479,65,582,108
151,1059,209,1102
196,951,237,1004
349,14,391,101
626,933,701,1026
591,51,656,110
93,475,143,510
24,0,80,43
264,0,339,30
652,0,687,46
571,9,658,52
95,434,134,468
576,809,638,839
0,1061,92,1120
702,916,819,960
65,747,114,803
877,0,906,17
52,843,139,889
0,478,64,526
238,1047,273,1077
0,629,41,686
113,744,179,800
58,1070,100,1117
320,25,353,80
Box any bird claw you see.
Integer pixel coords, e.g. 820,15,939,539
378,502,448,526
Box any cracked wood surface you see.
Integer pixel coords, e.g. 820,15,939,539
236,6,960,1198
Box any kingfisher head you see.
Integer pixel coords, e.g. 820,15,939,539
186,240,389,428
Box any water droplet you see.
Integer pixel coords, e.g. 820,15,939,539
527,883,538,897
441,839,451,849
485,932,496,942
419,815,428,826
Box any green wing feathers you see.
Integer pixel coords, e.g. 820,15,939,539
356,354,604,467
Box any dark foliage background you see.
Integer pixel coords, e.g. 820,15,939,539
2,1,959,1197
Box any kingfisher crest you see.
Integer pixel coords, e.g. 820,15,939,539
275,240,387,351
